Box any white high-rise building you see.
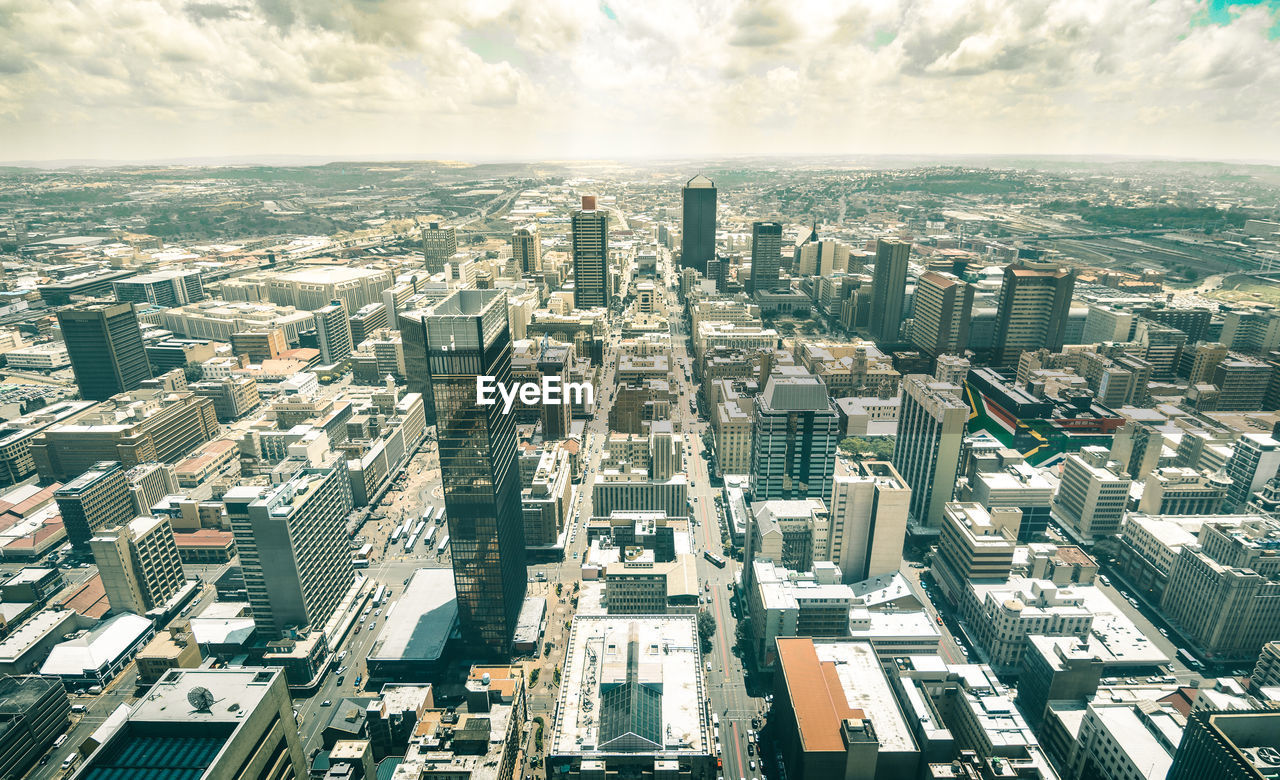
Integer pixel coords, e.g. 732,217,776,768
828,458,911,583
891,375,967,529
1053,447,1132,540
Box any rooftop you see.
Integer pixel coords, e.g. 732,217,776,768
368,568,457,663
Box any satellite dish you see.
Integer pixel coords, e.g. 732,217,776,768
188,686,215,712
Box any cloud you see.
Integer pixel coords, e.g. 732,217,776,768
0,0,1277,162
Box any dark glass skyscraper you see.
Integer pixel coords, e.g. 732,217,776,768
869,239,910,345
425,289,527,655
57,302,152,401
747,221,782,296
681,174,716,273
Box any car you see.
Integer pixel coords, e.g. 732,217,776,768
337,676,345,685
355,675,362,686
337,666,347,675
54,734,68,748
1098,575,1110,586
954,637,963,645
747,744,755,756
1159,628,1169,637
749,760,757,770
322,699,333,707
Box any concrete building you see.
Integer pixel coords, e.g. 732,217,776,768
368,567,458,681
0,675,70,780
1167,710,1280,780
522,445,572,550
265,265,393,313
191,375,261,422
314,299,354,365
230,328,289,363
772,638,919,780
422,222,458,273
604,554,698,615
3,342,70,371
391,665,526,780
747,499,830,577
40,612,155,686
828,458,910,583
572,197,610,310
750,372,839,503
1016,635,1103,726
54,461,136,550
992,262,1075,369
548,616,713,780
910,271,972,359
1053,447,1132,540
891,376,967,530
748,561,855,664
90,515,186,615
31,389,220,482
135,627,202,684
113,268,205,307
933,502,1020,600
227,464,355,638
1224,433,1280,510
69,667,306,780
1138,467,1230,515
163,301,315,345
1212,356,1273,411
512,224,542,273
1160,517,1280,660
1073,699,1182,780
58,301,153,401
1253,641,1280,688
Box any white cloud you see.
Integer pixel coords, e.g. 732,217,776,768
0,0,1277,161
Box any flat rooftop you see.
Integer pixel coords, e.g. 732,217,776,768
368,568,457,663
552,615,709,757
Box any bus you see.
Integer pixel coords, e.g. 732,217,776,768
390,524,404,544
1177,648,1203,670
356,543,373,560
372,584,386,606
405,533,418,552
413,520,426,538
423,526,437,547
352,558,369,569
703,550,726,568
437,535,450,555
434,507,446,524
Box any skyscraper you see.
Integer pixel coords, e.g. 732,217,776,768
57,301,152,401
426,289,527,654
828,458,911,583
314,299,353,364
421,222,457,274
891,375,967,529
572,196,610,310
910,271,973,359
868,239,910,344
54,461,136,550
1168,710,1280,780
90,515,186,615
681,174,716,273
227,464,355,638
512,224,543,273
749,371,840,503
993,262,1076,369
747,221,782,296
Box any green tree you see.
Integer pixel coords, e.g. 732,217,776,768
183,364,203,383
697,610,716,651
838,435,895,459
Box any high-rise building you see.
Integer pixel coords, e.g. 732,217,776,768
1224,433,1280,509
90,515,186,615
748,221,783,296
230,328,288,363
680,174,716,273
869,239,910,344
349,301,389,346
993,262,1076,369
1168,710,1280,780
749,372,840,503
227,464,355,638
314,298,353,364
425,289,527,654
0,676,70,780
112,268,205,308
512,224,543,273
828,458,911,582
54,461,136,550
422,222,458,274
71,668,306,780
1052,447,1132,540
910,270,973,359
891,376,967,529
57,301,152,401
572,196,610,310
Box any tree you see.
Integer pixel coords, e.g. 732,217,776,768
838,435,895,459
183,364,204,383
697,610,716,651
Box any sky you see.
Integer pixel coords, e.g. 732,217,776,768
1,0,1279,164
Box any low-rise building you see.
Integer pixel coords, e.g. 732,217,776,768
0,675,71,780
